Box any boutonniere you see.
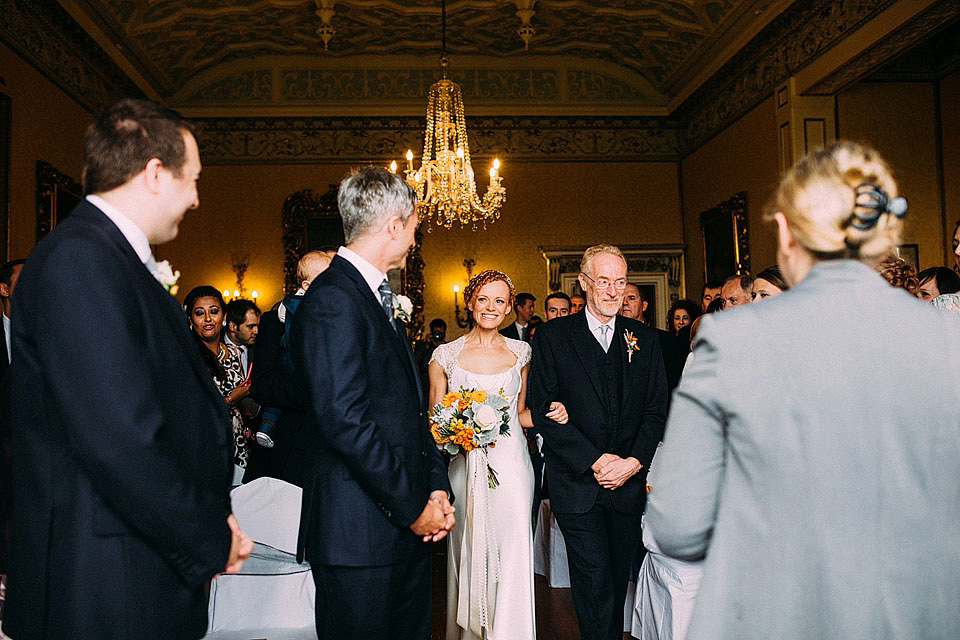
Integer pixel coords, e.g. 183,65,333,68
393,294,413,323
154,259,180,295
624,330,638,363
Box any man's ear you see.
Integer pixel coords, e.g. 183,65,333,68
142,158,165,194
227,321,238,334
0,283,9,299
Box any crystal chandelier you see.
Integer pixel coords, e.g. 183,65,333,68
394,1,505,231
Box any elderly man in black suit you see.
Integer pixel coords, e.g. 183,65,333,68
529,244,667,640
292,167,454,640
3,99,252,640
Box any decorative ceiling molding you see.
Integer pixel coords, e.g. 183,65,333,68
56,0,754,106
0,0,143,113
810,5,960,93
193,115,682,165
676,0,901,153
173,57,663,114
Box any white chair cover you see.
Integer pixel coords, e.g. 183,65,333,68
204,478,317,640
533,499,571,588
630,445,704,640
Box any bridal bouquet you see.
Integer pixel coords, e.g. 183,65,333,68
430,388,510,488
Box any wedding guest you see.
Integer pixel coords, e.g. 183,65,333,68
720,273,753,307
430,269,568,640
648,141,960,640
529,244,668,640
415,318,447,404
0,258,23,618
501,292,536,341
4,99,250,640
185,286,251,475
705,298,725,313
292,167,453,640
876,256,919,294
666,299,700,335
544,291,572,321
700,280,723,312
916,266,960,302
224,298,260,371
752,265,789,300
526,314,544,341
244,250,332,487
621,283,648,323
570,293,586,314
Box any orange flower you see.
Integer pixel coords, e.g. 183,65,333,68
471,390,488,404
442,392,460,408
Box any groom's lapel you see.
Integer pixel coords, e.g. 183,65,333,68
569,313,604,404
334,256,418,387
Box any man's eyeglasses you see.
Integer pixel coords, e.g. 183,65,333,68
581,273,627,291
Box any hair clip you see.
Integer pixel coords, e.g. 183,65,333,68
850,182,908,230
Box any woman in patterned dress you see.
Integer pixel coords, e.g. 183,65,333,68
184,286,251,470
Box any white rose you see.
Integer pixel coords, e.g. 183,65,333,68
473,404,500,431
397,295,413,315
153,260,180,289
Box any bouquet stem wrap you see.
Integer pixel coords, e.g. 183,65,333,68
460,447,501,636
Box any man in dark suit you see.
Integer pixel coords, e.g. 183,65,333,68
2,99,252,640
529,244,668,640
0,258,24,615
499,291,535,341
292,167,453,640
244,250,331,488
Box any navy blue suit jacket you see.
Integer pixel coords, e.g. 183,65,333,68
292,255,451,566
527,312,667,515
3,201,234,640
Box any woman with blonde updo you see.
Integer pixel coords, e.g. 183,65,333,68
429,269,567,640
647,141,960,640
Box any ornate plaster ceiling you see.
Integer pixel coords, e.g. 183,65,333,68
57,0,791,115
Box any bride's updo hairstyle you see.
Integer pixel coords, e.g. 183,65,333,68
463,269,516,309
767,141,907,263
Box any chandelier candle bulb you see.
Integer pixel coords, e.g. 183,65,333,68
389,160,397,173
406,149,414,171
222,289,230,300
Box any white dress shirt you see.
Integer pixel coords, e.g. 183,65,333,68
3,313,10,363
585,308,616,352
338,246,389,300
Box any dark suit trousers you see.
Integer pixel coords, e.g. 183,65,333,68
553,491,642,640
311,541,431,640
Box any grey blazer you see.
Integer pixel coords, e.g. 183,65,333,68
647,259,960,640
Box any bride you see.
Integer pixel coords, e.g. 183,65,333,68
429,270,567,640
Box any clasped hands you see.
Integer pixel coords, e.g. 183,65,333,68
591,453,642,490
410,490,456,542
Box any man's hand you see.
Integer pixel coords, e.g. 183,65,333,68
223,513,254,575
424,490,455,542
590,452,619,474
595,456,642,490
410,491,455,542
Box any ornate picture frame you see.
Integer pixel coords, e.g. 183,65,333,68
36,160,83,242
700,191,749,282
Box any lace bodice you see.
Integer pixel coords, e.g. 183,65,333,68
431,336,530,380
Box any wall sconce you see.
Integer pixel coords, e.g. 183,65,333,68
452,257,476,328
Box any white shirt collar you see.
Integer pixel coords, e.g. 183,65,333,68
585,307,616,340
2,313,9,363
86,195,152,264
338,246,388,300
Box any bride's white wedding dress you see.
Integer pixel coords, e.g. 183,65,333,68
431,335,536,640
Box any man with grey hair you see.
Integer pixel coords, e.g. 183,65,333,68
292,166,454,640
529,243,667,640
721,273,754,308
